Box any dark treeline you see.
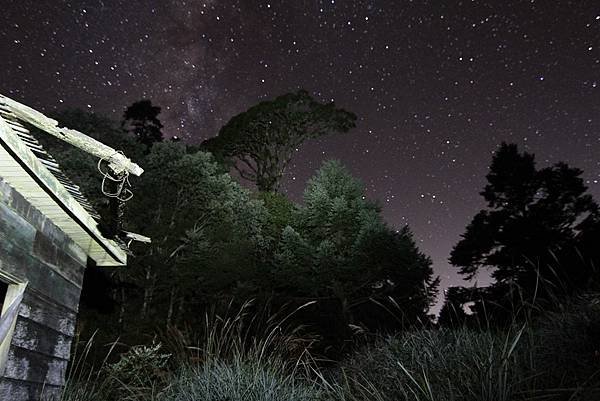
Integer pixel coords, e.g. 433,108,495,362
34,91,600,363
32,92,600,400
37,92,438,359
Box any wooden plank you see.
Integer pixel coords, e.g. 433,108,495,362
2,183,88,265
0,166,22,171
3,346,67,387
11,317,72,360
2,187,62,248
32,231,85,287
0,202,36,252
0,239,82,312
0,377,63,401
1,194,86,281
19,292,77,337
53,242,86,287
0,95,143,176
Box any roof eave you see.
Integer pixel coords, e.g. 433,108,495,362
0,115,127,267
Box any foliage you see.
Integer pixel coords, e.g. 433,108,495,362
201,90,357,192
121,142,269,328
157,359,323,401
257,191,298,240
531,292,600,390
36,105,436,358
122,99,164,149
336,312,600,401
265,160,438,351
103,342,171,401
156,300,325,401
437,286,473,328
293,160,437,315
38,105,439,366
62,291,600,401
106,156,437,353
62,300,324,401
450,142,600,311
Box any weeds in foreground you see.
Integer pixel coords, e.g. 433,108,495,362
60,299,320,401
59,293,600,401
333,326,529,401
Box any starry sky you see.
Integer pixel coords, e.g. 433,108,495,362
1,0,600,311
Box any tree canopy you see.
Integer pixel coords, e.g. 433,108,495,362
42,105,438,356
275,160,438,327
122,99,164,149
124,142,269,325
450,142,600,302
201,90,357,192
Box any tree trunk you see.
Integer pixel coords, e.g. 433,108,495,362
141,267,155,318
166,287,176,327
118,287,126,328
176,295,185,326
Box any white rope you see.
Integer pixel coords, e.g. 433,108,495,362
97,151,134,202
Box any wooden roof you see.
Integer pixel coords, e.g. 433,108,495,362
0,95,135,266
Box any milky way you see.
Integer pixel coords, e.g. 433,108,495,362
2,0,600,310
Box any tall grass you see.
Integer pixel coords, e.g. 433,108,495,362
57,331,118,401
157,356,323,401
58,292,600,401
327,286,600,401
60,299,324,401
156,299,325,401
329,326,530,401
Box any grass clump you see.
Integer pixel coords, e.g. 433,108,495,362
527,293,600,398
158,356,322,401
155,300,324,401
334,326,527,401
331,293,600,401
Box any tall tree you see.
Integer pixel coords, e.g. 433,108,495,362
277,160,438,328
122,100,164,149
123,142,269,328
201,90,357,192
450,143,600,301
74,141,270,345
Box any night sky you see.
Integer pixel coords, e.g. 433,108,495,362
2,0,600,310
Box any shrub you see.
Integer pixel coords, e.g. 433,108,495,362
59,340,171,401
103,342,171,400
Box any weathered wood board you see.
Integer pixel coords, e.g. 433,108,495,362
0,179,86,400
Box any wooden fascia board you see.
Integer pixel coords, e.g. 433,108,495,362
0,115,126,266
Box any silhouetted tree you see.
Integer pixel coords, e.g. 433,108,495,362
122,100,164,149
201,90,356,192
450,143,600,305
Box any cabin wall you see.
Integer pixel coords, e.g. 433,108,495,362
0,178,86,401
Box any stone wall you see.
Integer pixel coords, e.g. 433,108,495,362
0,178,86,401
